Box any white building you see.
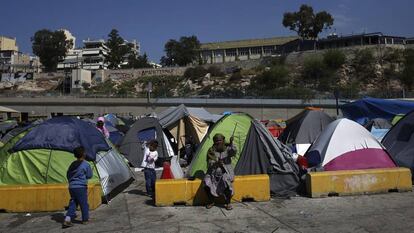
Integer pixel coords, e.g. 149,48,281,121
58,36,141,71
71,69,91,91
82,39,109,70
57,49,83,70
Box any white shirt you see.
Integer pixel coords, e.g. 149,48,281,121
141,149,158,169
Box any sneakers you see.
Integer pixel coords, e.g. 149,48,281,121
62,221,73,228
82,220,89,225
224,204,233,210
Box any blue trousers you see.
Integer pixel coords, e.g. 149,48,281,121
144,168,156,196
66,187,89,222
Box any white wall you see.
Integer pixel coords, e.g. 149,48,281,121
71,69,91,89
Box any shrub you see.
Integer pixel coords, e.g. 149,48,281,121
91,79,116,94
401,49,414,90
116,79,138,96
251,65,290,89
228,72,243,82
354,48,375,68
206,66,224,77
302,56,326,82
184,66,208,80
353,48,376,83
323,49,346,70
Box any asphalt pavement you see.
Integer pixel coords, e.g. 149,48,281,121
1,171,413,233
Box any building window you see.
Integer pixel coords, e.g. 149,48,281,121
251,47,262,55
394,38,404,44
263,46,275,55
239,48,249,56
226,49,236,57
213,50,224,57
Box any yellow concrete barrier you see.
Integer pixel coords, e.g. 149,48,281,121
155,175,270,206
0,183,102,212
306,168,412,198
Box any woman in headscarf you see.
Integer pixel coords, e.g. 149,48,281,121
203,133,236,210
96,117,110,138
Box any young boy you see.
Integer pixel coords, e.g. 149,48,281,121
141,140,158,198
63,146,93,228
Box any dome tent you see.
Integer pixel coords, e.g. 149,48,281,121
1,117,133,199
279,109,334,155
188,113,300,195
119,117,174,167
119,117,183,178
340,97,414,124
158,104,222,151
188,113,252,177
382,111,414,175
305,119,396,171
364,118,392,141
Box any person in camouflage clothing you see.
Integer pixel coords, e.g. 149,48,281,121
204,133,236,210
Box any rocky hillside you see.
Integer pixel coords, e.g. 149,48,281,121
2,45,412,99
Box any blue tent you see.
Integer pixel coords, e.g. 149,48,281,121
340,97,414,124
12,116,111,161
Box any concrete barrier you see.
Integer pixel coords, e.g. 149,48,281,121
0,183,102,212
306,168,412,198
155,175,270,207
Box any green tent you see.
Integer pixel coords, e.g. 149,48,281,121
0,130,100,185
391,114,405,125
0,126,133,199
188,113,252,177
187,113,301,195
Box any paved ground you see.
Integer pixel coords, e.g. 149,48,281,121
1,171,414,233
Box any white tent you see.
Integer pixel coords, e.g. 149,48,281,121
305,119,395,171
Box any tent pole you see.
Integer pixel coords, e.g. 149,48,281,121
44,149,53,183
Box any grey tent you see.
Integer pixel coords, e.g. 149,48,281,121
365,118,392,141
235,120,300,196
364,118,392,131
158,104,222,127
119,117,174,167
382,111,414,175
158,104,222,151
279,109,334,155
0,120,18,135
1,119,45,144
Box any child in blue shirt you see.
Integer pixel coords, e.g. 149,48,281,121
63,146,93,228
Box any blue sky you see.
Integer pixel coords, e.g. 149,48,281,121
1,0,413,62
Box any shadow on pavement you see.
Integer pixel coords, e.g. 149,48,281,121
127,189,148,197
50,213,64,224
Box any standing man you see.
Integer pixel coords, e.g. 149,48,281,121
204,133,236,210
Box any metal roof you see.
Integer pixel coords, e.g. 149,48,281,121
200,36,298,50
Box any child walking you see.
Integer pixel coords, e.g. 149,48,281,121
63,146,93,228
141,140,158,198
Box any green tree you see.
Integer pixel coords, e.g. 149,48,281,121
401,49,414,91
251,65,290,92
302,56,335,91
31,29,73,72
353,48,376,83
323,49,346,70
282,4,334,39
161,35,201,66
125,53,152,69
91,79,116,95
106,29,130,69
